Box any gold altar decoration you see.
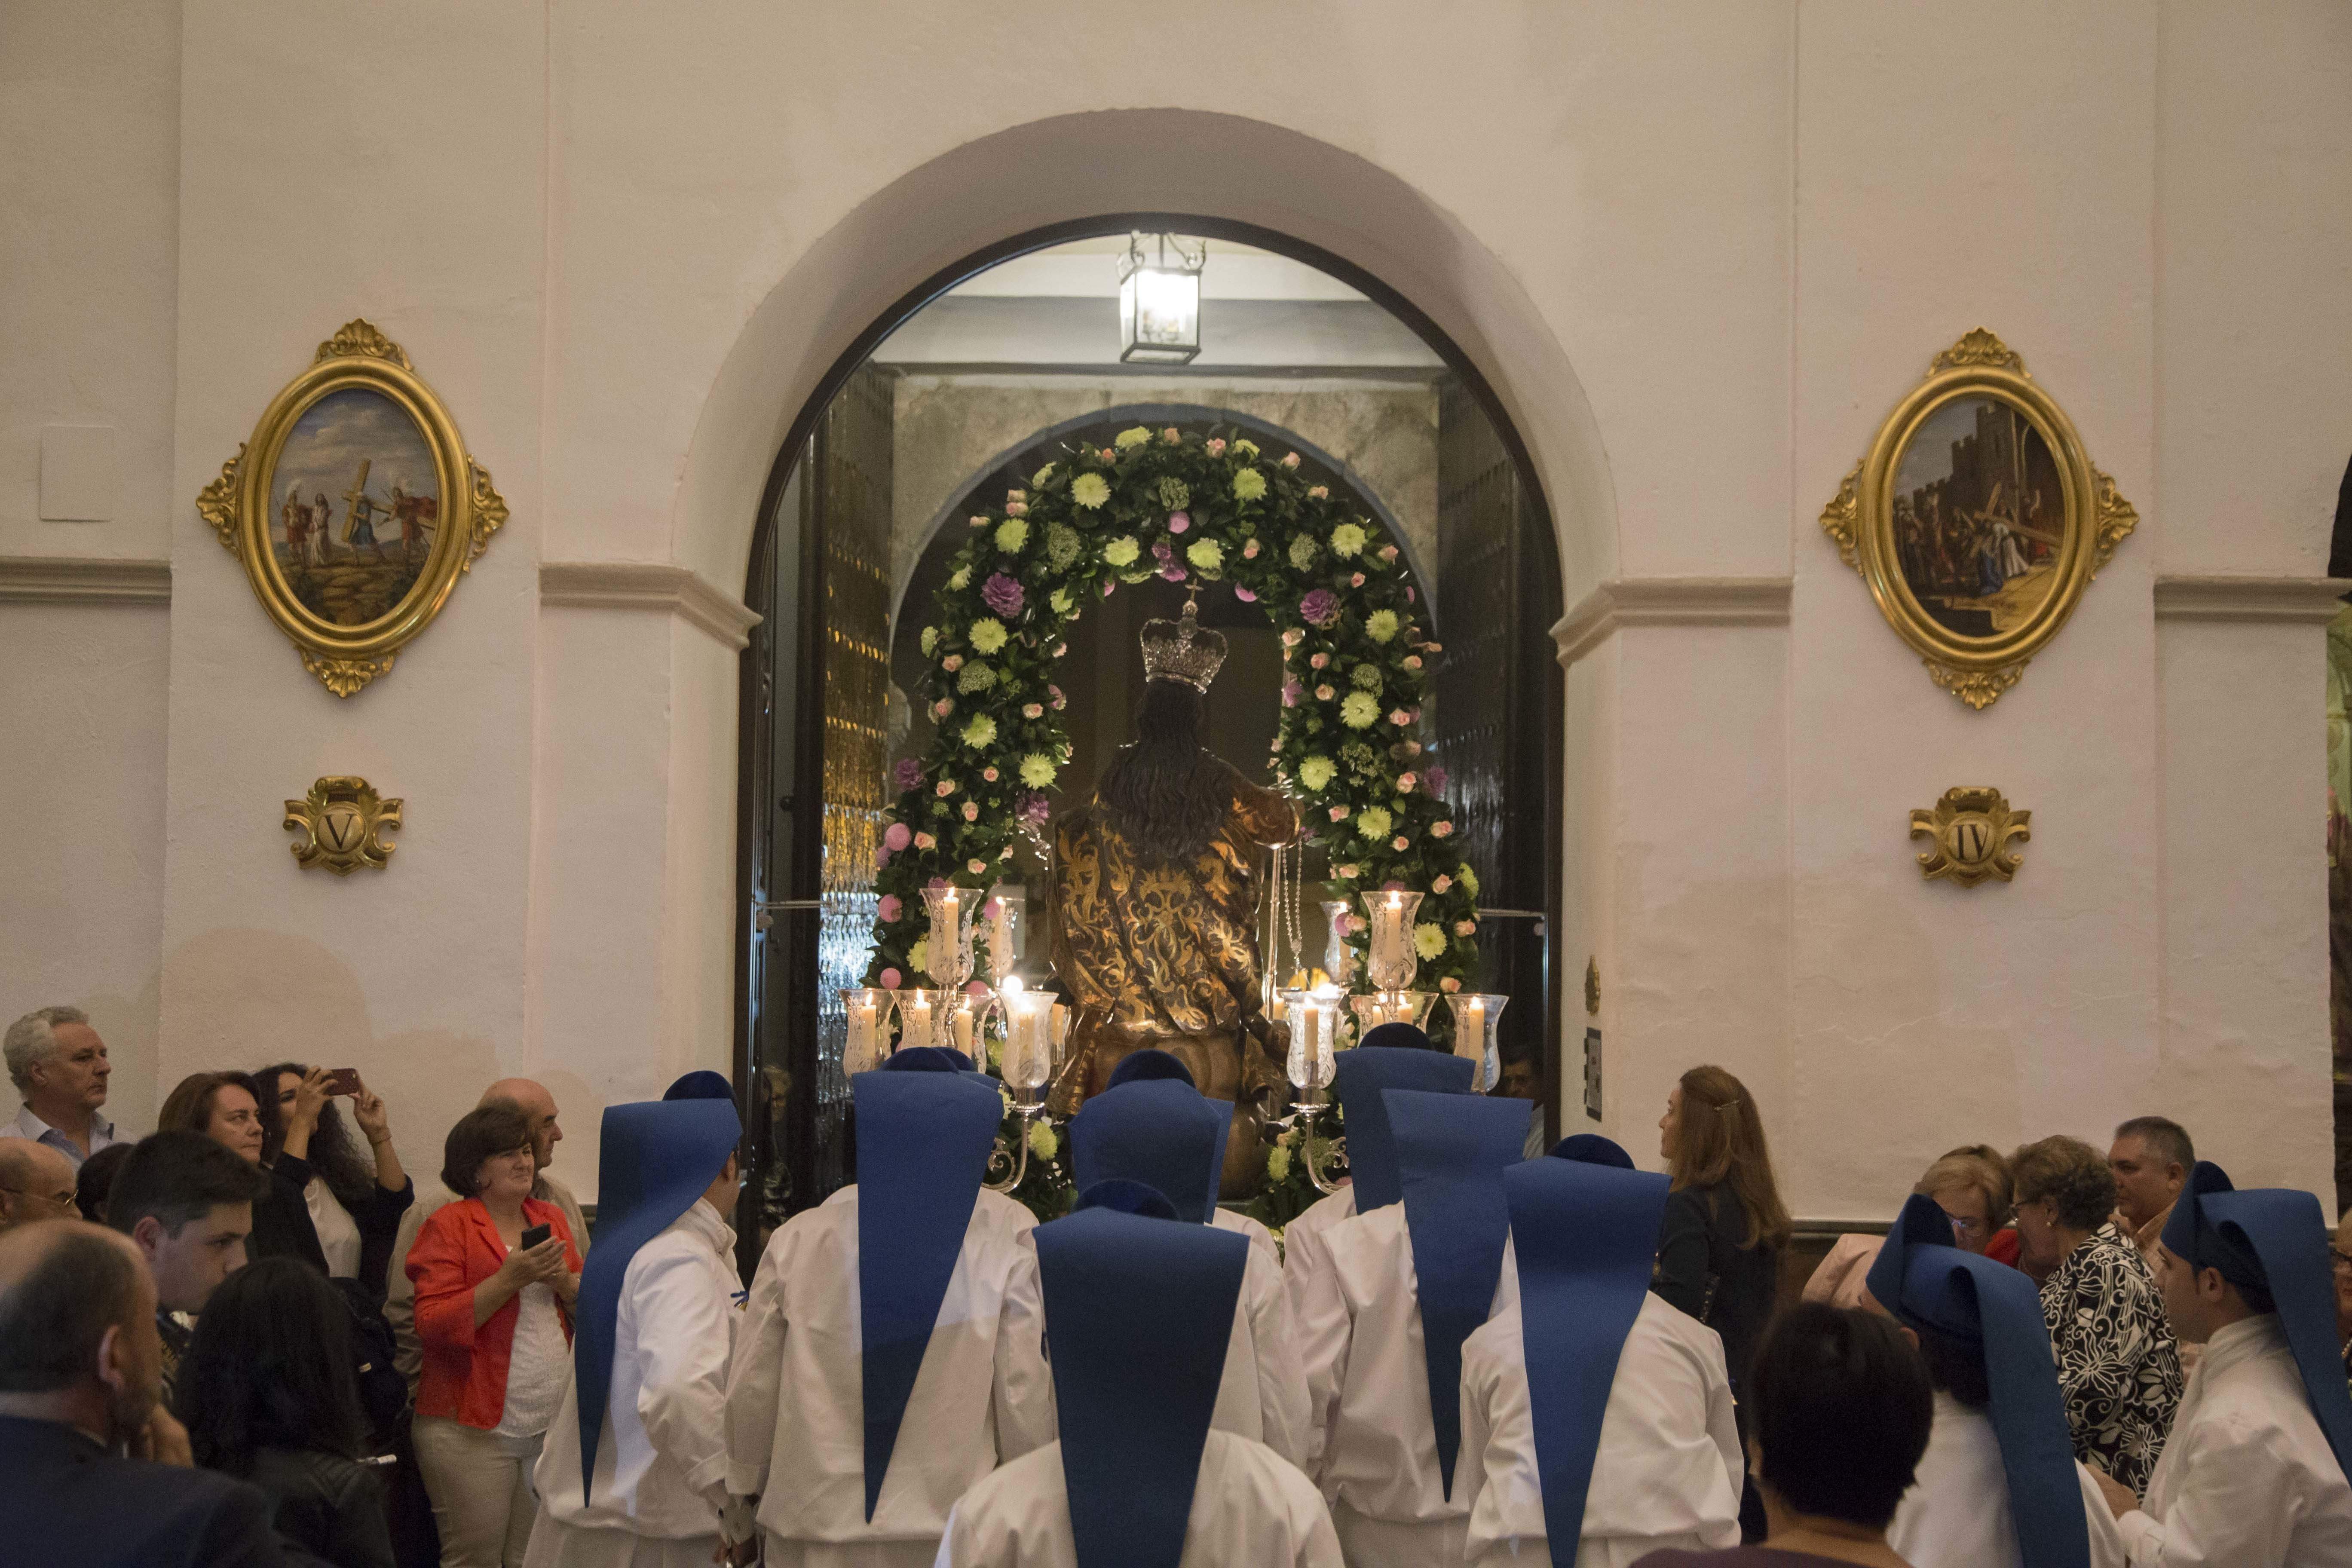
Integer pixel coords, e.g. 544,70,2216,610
1819,329,2136,710
284,776,403,874
1909,786,2030,887
198,319,507,696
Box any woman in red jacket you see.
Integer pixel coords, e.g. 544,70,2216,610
407,1103,581,1568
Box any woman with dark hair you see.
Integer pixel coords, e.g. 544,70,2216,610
407,1102,580,1567
1049,601,1300,1195
2010,1134,2182,1498
254,1061,414,1296
1654,1064,1792,1541
159,1071,270,1162
176,1256,396,1568
1632,1303,1933,1567
72,1139,132,1223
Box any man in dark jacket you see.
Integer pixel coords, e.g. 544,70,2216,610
0,1219,306,1567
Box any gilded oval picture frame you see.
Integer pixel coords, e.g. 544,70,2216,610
1820,329,2136,709
197,320,506,696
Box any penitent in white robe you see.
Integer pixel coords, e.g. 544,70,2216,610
1015,1210,1311,1471
932,1430,1345,1568
2115,1315,2352,1567
1298,1201,1507,1568
727,1187,1055,1568
1456,1293,1742,1568
524,1199,739,1568
1280,1186,1357,1476
1886,1391,2127,1568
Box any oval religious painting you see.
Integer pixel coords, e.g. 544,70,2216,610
1888,395,2065,640
199,320,506,696
1820,330,2136,710
269,387,442,628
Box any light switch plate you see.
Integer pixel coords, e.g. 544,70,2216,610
40,425,117,521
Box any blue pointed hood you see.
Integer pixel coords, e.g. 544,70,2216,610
1505,1144,1671,1568
1866,1193,2089,1568
573,1096,741,1503
1385,1086,1530,1498
1069,1077,1225,1225
663,1069,734,1101
851,1066,1004,1520
1331,1045,1475,1211
1036,1206,1249,1568
2162,1161,2352,1483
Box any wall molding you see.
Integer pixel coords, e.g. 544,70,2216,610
539,562,763,650
0,555,172,605
2153,575,2352,624
1551,576,1793,667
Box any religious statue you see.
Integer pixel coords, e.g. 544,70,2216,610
1048,599,1298,1194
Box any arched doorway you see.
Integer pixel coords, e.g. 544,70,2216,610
734,218,1566,1247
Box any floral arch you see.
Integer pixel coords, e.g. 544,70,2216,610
865,422,1483,1000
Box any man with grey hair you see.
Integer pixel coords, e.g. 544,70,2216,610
2,1006,116,1169
2110,1115,2195,1267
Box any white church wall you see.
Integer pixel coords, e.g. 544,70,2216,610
4,0,2346,1211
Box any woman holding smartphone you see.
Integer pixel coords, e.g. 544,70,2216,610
407,1103,582,1568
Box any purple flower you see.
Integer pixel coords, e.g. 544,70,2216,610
894,757,922,792
1160,566,1186,583
1017,792,1052,826
1167,511,1190,533
982,573,1025,617
1424,764,1449,798
1233,587,1257,603
883,822,912,852
1152,540,1175,563
1282,678,1304,707
877,894,902,921
1299,588,1339,628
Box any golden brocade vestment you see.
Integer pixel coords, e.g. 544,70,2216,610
1048,760,1298,1195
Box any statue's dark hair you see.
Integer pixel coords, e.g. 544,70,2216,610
1097,680,1233,866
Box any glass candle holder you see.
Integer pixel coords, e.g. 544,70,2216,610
1001,982,1056,1096
1349,990,1437,1036
889,986,940,1054
921,885,982,992
984,893,1019,985
1320,899,1358,987
843,987,889,1076
1446,992,1510,1091
1281,986,1343,1095
1360,890,1426,992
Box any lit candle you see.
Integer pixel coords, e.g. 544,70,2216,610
1461,997,1487,1088
931,889,961,983
986,897,1015,980
950,1005,976,1057
844,988,883,1075
900,991,934,1051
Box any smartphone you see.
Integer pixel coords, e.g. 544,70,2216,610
518,1223,552,1251
323,1067,363,1096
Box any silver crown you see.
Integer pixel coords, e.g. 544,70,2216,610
1139,598,1228,692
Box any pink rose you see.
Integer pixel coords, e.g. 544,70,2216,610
1099,447,1117,462
1050,686,1066,709
884,822,913,851
931,699,953,720
1351,573,1366,588
1432,874,1452,894
879,967,901,989
1023,703,1044,719
1162,427,1181,444
1243,539,1261,559
1440,976,1461,994
1392,836,1410,851
1329,805,1349,823
1281,628,1303,647
982,767,999,783
1307,485,1327,499
1403,655,1423,671
968,858,988,875
1283,453,1301,469
1206,438,1226,457
877,894,903,921
1310,652,1329,670
1052,643,1066,657
942,655,963,672
1397,773,1417,793
1389,709,1410,727
1432,821,1455,839
961,802,980,822
1004,500,1027,517
1424,642,1444,655
914,832,936,851
1455,920,1476,937
936,780,955,798
1316,685,1335,701
1167,511,1190,533
1336,864,1358,880
968,515,989,529
1381,545,1398,563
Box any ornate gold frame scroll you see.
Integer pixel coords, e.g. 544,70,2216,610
1819,329,2135,710
197,321,506,696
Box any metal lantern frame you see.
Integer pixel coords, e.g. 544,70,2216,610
1118,233,1207,364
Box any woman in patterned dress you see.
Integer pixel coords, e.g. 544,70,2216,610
2012,1134,2184,1498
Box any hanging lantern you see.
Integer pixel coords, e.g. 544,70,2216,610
1118,233,1206,364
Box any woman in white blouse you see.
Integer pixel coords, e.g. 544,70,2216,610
257,1060,415,1296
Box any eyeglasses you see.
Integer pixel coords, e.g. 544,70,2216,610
0,1184,79,1214
2330,1247,2352,1271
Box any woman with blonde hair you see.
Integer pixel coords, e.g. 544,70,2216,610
1804,1147,2016,1311
1655,1064,1792,1542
